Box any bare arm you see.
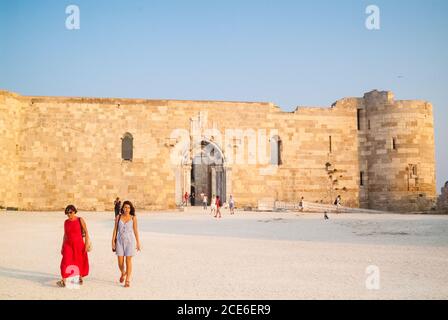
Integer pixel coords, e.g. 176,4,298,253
62,224,66,254
80,218,91,251
112,215,119,250
133,216,141,251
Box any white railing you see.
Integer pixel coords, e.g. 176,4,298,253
258,200,392,214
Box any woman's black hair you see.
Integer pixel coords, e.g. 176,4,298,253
120,200,135,216
64,204,77,215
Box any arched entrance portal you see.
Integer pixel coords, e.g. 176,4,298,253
191,141,226,206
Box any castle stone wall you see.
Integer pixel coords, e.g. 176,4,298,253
0,89,436,212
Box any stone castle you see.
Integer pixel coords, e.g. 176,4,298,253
0,89,436,212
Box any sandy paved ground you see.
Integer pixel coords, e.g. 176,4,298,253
0,209,447,300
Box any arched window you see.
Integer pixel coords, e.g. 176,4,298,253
122,133,133,161
270,135,282,165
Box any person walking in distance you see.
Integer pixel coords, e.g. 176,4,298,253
229,195,235,215
183,191,189,207
214,195,222,218
298,196,304,213
334,195,342,214
203,194,208,211
210,194,216,216
114,197,121,218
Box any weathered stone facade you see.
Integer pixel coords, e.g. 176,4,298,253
0,89,436,212
437,182,448,213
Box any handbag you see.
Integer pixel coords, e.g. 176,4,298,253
79,217,92,252
112,215,121,252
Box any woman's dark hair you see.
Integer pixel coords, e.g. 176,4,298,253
64,204,77,215
120,200,136,216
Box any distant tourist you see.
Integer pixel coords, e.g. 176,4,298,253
334,195,342,213
183,192,189,207
114,197,121,218
214,195,222,218
298,197,304,212
203,195,208,211
112,200,141,288
190,191,195,206
57,205,91,287
324,211,329,220
229,195,235,215
210,194,217,215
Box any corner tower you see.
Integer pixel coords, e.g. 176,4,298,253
357,90,436,211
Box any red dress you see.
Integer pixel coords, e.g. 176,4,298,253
60,217,89,279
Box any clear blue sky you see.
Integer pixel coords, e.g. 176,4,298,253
1,0,447,192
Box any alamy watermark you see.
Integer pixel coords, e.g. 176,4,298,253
66,5,80,30
365,5,380,30
169,127,281,175
64,265,81,289
365,265,380,290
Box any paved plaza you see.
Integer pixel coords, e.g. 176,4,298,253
0,209,447,299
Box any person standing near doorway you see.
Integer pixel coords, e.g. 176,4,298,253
210,194,216,216
190,191,195,206
183,192,189,207
203,194,208,211
214,195,222,218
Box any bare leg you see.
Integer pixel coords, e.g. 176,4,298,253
125,256,133,287
118,256,125,282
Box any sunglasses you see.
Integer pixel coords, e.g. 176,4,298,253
65,211,75,215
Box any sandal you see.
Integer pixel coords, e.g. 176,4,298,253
79,277,83,285
124,280,130,288
56,280,65,288
120,274,125,283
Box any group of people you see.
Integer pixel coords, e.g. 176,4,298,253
183,191,236,218
58,198,141,288
182,191,196,207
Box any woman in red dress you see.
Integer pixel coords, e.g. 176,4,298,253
214,195,222,218
57,205,91,287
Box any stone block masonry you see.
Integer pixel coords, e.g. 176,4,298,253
0,89,436,212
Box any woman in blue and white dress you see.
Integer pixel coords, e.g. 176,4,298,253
112,200,141,287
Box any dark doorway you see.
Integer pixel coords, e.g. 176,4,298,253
191,141,226,206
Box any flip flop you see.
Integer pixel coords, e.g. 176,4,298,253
124,281,130,288
120,274,125,283
56,280,65,288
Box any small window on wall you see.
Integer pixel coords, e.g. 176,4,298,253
409,164,418,178
122,133,133,161
329,136,332,153
360,171,364,186
357,109,362,130
392,137,397,150
270,135,282,165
